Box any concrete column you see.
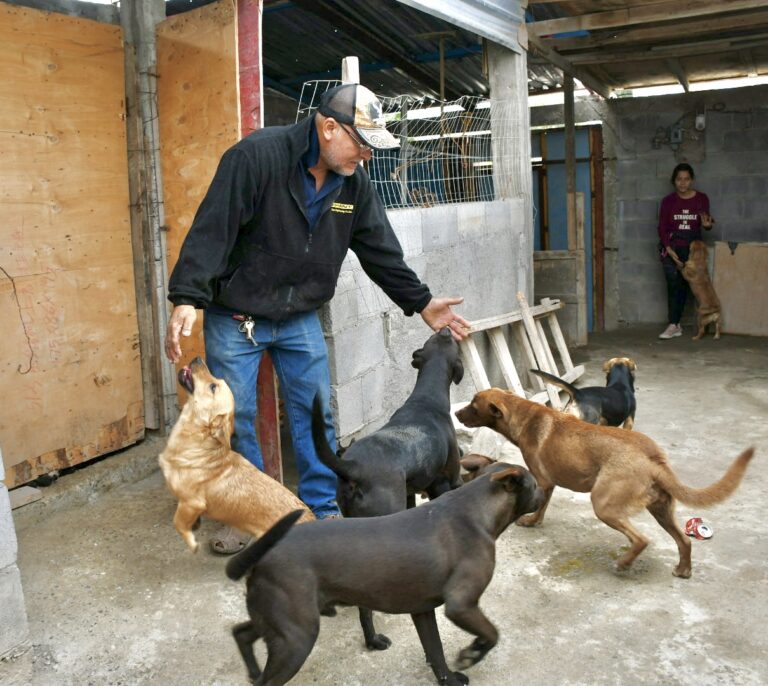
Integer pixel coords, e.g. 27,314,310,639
487,40,534,300
0,451,30,660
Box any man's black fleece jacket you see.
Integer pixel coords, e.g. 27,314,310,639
168,115,432,321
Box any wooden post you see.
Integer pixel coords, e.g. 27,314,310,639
564,75,577,251
341,55,360,84
575,192,588,345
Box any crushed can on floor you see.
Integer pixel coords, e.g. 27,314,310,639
685,517,714,539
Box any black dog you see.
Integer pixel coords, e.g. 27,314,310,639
312,326,465,649
226,463,545,686
529,356,637,429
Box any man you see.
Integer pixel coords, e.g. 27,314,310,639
164,83,469,553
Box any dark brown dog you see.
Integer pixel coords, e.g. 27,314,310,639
158,357,313,552
225,463,544,686
530,357,637,429
455,388,755,578
671,240,722,340
312,327,464,650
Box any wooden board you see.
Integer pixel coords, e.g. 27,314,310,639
157,0,240,376
713,241,768,337
9,486,42,510
157,1,281,480
0,4,143,487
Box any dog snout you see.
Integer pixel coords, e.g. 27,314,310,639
190,356,205,368
178,366,194,393
455,404,474,426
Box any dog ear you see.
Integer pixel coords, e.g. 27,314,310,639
488,401,503,419
460,454,495,478
210,412,233,449
411,349,424,370
489,465,525,491
452,356,464,385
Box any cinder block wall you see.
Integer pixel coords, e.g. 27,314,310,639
0,453,30,660
323,199,530,440
531,84,768,327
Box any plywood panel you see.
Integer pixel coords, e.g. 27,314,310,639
0,4,143,486
713,241,768,337
157,0,240,376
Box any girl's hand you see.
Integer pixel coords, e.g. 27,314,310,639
700,212,714,229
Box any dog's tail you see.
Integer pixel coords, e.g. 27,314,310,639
311,394,354,479
225,509,303,581
529,369,579,399
655,447,755,507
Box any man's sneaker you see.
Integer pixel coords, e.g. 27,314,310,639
659,323,682,339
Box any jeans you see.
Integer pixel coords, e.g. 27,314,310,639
661,245,690,325
203,308,339,517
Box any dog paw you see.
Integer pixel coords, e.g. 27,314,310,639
445,671,469,685
456,651,478,670
515,514,540,528
366,634,392,651
673,566,691,579
456,638,492,669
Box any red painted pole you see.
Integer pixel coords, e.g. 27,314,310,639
237,0,283,483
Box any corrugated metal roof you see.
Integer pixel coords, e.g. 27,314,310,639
262,0,768,102
263,0,489,101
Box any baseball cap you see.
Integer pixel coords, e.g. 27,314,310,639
318,83,400,150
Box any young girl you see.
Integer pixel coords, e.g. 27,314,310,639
657,163,714,339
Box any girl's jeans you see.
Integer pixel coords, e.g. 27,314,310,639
661,244,690,325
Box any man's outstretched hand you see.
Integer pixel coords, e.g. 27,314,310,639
420,297,471,341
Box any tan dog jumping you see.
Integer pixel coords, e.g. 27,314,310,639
668,240,721,340
456,388,754,578
159,357,313,552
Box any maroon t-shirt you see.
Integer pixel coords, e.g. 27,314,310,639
657,191,710,248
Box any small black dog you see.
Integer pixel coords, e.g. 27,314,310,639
530,357,637,429
312,326,465,649
226,464,545,686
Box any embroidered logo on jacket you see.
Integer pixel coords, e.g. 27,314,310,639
331,202,354,214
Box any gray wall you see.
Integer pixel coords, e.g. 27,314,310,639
0,453,30,660
532,84,768,327
324,199,531,440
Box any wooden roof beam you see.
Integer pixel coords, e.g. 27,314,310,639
665,58,690,92
530,0,768,36
542,9,768,51
567,32,768,64
739,49,759,77
526,32,612,99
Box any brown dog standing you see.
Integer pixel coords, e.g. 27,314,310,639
159,357,313,552
669,240,721,340
456,388,754,578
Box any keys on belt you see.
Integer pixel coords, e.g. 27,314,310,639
233,314,257,346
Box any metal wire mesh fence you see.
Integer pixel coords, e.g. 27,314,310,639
297,80,499,209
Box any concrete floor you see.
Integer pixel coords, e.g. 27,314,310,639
4,325,768,686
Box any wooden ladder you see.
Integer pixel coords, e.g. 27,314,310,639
460,293,584,407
